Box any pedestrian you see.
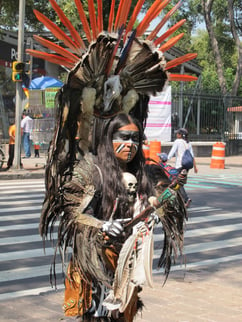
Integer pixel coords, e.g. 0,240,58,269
6,121,16,169
6,121,23,170
34,144,40,158
167,128,198,207
21,110,33,158
40,113,187,321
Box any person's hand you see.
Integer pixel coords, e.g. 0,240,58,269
101,219,130,238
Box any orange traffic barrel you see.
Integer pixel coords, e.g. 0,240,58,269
149,140,161,164
210,142,226,169
142,144,150,163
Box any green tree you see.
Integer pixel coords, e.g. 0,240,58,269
0,0,55,32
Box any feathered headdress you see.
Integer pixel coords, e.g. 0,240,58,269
27,0,197,155
34,0,193,286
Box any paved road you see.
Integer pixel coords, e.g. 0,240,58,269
0,175,242,305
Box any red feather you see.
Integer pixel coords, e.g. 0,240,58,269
34,10,80,54
26,49,75,69
114,0,125,31
124,0,145,40
97,0,103,33
33,35,80,63
49,0,85,49
119,0,132,28
108,0,115,33
165,53,198,70
169,74,198,82
147,0,181,41
154,19,186,47
88,0,97,40
74,0,92,43
159,33,184,52
136,0,168,37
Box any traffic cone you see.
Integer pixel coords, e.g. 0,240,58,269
210,142,226,169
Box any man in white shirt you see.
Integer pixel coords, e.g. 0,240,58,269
21,111,33,158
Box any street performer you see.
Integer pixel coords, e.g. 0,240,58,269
31,0,198,320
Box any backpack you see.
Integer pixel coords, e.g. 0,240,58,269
181,148,194,170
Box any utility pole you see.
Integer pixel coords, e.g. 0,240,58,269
13,0,26,169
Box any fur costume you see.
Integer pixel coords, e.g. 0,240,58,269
28,0,198,320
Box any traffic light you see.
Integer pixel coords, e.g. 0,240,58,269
12,61,25,82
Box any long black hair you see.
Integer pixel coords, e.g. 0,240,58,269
96,113,152,220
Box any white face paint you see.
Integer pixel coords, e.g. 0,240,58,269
122,172,138,203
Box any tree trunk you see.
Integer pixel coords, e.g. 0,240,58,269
202,0,227,95
228,0,242,96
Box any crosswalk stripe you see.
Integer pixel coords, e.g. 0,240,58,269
0,189,45,194
0,199,43,206
186,183,215,189
0,184,44,190
185,223,242,237
0,223,39,231
0,205,42,213
0,194,44,201
153,254,242,275
0,285,65,301
187,212,242,223
0,235,43,245
0,213,40,221
153,237,242,258
0,181,45,187
0,264,64,283
0,247,55,261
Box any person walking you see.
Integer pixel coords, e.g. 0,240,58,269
167,128,198,207
21,110,33,158
6,122,23,170
6,122,16,169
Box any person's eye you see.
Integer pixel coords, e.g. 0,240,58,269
120,134,129,140
132,134,139,141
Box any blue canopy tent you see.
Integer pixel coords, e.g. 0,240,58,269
29,76,63,89
28,76,63,146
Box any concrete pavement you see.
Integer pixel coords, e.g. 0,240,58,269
0,260,241,321
0,153,242,321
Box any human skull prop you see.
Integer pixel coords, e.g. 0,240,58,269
122,172,138,203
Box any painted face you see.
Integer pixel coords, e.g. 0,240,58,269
112,123,140,163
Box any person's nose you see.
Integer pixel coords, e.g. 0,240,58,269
126,141,133,149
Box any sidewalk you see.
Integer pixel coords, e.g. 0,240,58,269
0,260,241,321
0,154,241,180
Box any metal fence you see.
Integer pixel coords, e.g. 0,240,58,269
171,89,242,143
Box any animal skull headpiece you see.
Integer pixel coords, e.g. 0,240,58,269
122,172,138,203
